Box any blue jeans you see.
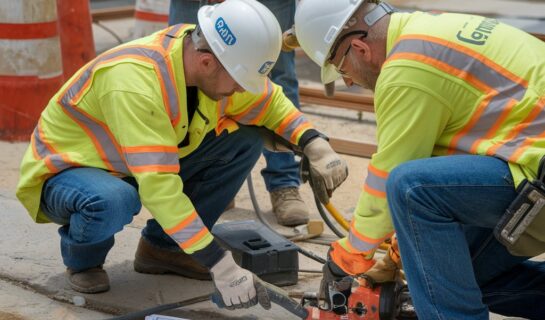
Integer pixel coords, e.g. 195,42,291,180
41,126,263,271
387,155,545,319
169,0,300,192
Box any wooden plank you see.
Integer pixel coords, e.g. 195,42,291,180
91,5,134,21
329,138,376,158
299,86,375,113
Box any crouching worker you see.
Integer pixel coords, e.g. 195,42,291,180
16,0,348,310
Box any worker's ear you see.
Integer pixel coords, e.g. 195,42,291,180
351,38,372,63
197,52,220,75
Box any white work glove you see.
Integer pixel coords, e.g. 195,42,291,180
210,251,270,310
303,138,348,204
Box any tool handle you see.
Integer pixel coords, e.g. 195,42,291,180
211,283,309,319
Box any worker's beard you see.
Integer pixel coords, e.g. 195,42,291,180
351,56,380,92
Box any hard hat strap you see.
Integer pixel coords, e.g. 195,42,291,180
363,2,396,27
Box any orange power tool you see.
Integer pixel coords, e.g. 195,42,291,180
300,279,416,320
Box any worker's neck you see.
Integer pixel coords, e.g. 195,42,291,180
183,37,198,87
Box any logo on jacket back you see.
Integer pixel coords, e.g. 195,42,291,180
258,61,275,75
215,17,236,45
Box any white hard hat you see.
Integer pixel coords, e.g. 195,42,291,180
198,0,282,93
295,0,394,84
295,0,364,84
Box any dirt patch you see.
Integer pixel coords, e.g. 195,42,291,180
0,311,26,320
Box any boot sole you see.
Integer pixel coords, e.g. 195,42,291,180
67,280,110,294
134,258,211,281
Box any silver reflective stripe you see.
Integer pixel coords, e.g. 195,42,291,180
237,80,274,124
59,101,129,173
162,24,186,49
33,125,72,172
348,231,377,253
218,97,229,116
389,38,527,153
495,100,545,160
456,94,514,152
60,45,182,174
170,215,206,244
280,113,307,142
125,151,179,167
365,169,387,194
33,127,49,158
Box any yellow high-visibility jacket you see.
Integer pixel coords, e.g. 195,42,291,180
338,12,545,256
16,24,316,261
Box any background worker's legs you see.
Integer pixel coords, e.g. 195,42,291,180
387,155,545,319
258,0,308,226
141,125,264,249
169,0,308,227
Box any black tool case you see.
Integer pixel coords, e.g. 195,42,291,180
212,220,299,286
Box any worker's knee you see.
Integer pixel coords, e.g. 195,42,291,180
387,162,414,203
80,182,141,233
386,161,429,212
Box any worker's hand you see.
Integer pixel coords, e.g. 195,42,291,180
210,251,270,310
364,236,403,283
282,27,300,52
303,138,348,204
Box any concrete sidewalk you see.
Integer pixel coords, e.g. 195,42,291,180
0,186,327,320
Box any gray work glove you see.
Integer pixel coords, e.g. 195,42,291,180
210,251,270,310
302,138,348,204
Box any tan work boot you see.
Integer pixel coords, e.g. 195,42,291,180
66,266,110,294
133,237,211,280
270,187,310,227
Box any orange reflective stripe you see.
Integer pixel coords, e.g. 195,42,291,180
290,122,312,142
447,92,495,154
365,164,388,197
129,164,179,173
363,183,386,198
32,122,76,173
275,110,300,135
388,53,491,93
233,80,273,124
491,97,545,162
59,104,122,173
57,42,187,174
396,35,528,88
161,24,190,52
368,164,388,179
350,220,390,245
468,98,517,153
37,121,56,155
487,97,545,157
180,227,209,250
165,210,198,235
123,145,178,153
388,35,528,155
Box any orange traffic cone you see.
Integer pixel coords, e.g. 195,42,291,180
56,0,96,80
0,0,64,141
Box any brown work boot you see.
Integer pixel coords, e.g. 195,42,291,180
133,237,211,280
66,266,110,294
270,187,310,227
